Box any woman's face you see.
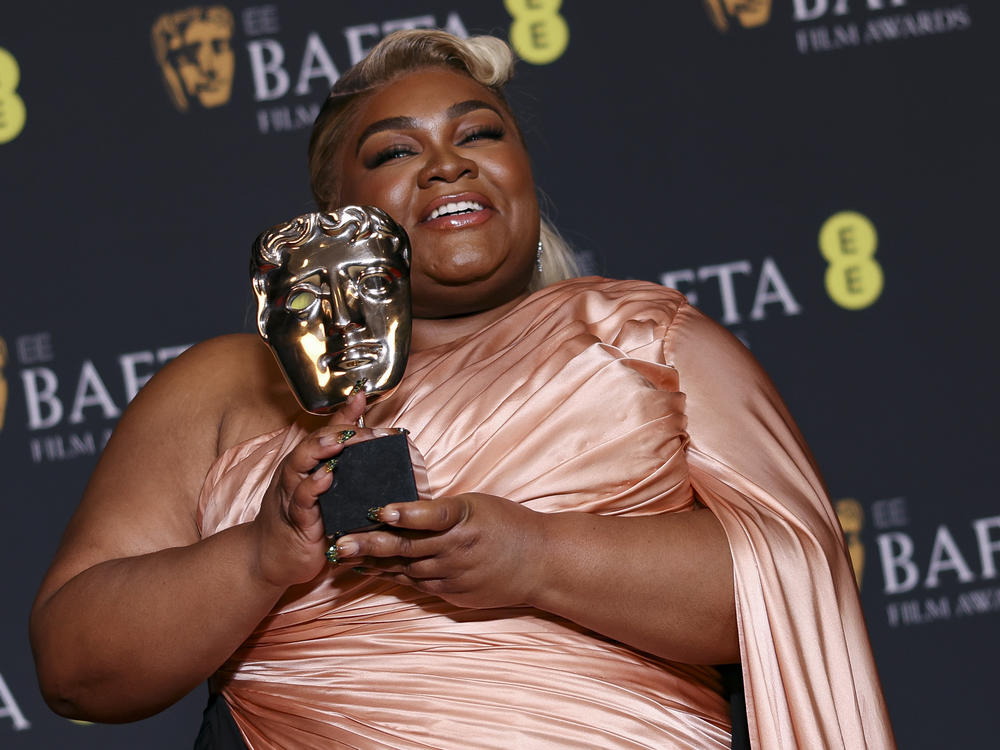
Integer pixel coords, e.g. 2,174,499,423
334,67,540,319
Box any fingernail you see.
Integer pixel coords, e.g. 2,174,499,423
323,458,338,473
337,540,359,557
325,545,339,564
368,506,399,523
395,427,410,435
350,378,368,395
336,429,356,444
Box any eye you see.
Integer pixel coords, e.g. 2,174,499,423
356,269,395,299
368,144,416,168
459,125,504,145
286,290,317,311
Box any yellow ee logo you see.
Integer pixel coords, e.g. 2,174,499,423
819,211,883,310
505,0,569,65
0,47,27,144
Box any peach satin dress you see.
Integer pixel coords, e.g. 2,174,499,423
198,278,895,749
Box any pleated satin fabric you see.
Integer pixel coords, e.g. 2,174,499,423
198,277,894,749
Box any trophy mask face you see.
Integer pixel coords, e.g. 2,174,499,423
253,207,412,414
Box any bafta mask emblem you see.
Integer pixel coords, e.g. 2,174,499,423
251,206,412,415
703,0,772,33
151,6,235,112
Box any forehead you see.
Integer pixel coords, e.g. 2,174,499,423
183,20,226,42
353,67,509,127
283,237,402,278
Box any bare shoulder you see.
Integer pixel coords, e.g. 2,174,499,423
150,333,276,396
89,333,278,518
33,334,298,604
182,333,301,451
133,333,295,442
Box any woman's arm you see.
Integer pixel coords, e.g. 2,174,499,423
339,495,738,664
29,336,365,722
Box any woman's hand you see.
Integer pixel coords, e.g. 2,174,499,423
252,392,383,588
334,493,548,609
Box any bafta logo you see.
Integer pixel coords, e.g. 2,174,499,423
151,6,235,112
835,498,865,588
703,0,772,33
0,337,8,431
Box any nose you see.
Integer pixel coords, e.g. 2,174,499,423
323,283,363,335
195,42,216,78
417,143,478,188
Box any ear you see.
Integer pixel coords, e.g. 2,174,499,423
252,279,270,340
250,262,272,341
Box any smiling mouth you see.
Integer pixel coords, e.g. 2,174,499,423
325,344,383,370
424,200,485,221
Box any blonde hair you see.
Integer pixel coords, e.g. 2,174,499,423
307,29,578,291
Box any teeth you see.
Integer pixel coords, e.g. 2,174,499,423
428,201,484,220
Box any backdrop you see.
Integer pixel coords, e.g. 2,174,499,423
2,1,997,747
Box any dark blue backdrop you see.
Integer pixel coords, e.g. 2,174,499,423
2,2,997,746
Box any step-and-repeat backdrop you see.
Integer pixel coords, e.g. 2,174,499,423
2,2,996,747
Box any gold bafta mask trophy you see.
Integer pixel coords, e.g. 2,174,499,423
252,206,418,538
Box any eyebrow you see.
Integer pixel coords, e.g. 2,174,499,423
355,99,505,155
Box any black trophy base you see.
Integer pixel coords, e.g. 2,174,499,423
318,432,417,537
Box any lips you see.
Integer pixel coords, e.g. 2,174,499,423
323,343,383,370
419,192,494,225
426,199,484,220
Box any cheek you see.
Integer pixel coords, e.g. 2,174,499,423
339,170,412,218
492,153,538,216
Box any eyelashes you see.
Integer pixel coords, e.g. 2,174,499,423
365,125,506,168
460,124,504,143
367,144,415,168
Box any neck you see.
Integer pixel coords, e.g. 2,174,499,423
410,292,529,352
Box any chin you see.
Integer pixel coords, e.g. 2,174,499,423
413,277,531,319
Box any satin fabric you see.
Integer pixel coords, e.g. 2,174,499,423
198,277,894,748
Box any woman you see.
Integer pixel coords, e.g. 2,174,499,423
30,30,895,748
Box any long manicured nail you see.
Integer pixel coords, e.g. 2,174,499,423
368,506,399,523
323,458,338,473
350,378,368,395
325,545,339,564
336,429,356,444
337,540,359,557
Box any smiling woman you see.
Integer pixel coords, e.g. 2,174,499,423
331,68,540,320
29,29,895,750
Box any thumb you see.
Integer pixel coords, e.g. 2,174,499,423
331,390,366,425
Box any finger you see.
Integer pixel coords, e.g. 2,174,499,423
333,529,438,561
338,390,367,424
279,391,367,477
285,422,399,484
276,429,354,485
286,460,337,519
372,497,468,532
349,556,445,580
301,424,401,478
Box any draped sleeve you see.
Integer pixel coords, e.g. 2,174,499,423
662,300,896,749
